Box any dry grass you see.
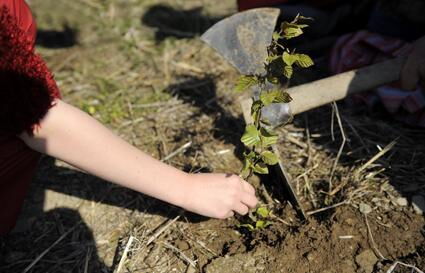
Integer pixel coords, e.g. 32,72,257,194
1,0,424,272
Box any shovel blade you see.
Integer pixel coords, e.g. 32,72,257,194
201,8,280,75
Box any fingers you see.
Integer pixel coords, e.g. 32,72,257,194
401,57,419,91
233,203,249,215
242,180,256,195
224,211,234,218
241,190,258,208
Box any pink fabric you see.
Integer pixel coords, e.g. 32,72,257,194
330,30,425,126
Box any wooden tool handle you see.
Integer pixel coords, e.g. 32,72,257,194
288,57,406,115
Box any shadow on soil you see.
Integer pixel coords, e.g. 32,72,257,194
141,4,223,42
0,153,203,273
36,25,78,48
166,75,245,148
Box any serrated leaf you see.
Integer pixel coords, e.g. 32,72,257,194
282,51,297,66
260,127,278,147
253,162,268,174
241,124,260,147
281,22,304,39
294,54,314,68
274,91,292,103
256,207,270,218
235,75,258,93
244,151,256,159
260,91,278,106
251,100,262,122
251,100,262,114
261,151,279,165
241,157,251,174
255,220,272,229
283,65,293,79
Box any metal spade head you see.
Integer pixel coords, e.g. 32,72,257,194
200,8,280,75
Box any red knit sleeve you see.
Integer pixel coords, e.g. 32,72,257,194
0,6,61,135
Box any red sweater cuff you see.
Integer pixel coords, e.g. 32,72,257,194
0,6,61,135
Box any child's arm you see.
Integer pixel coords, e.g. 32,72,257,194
19,100,257,219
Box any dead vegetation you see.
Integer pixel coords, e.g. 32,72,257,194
0,0,424,272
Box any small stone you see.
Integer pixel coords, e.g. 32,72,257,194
355,249,378,273
395,197,408,207
359,203,372,214
371,198,380,204
306,252,315,262
412,195,425,215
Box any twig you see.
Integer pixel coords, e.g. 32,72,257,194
329,102,346,194
386,261,424,273
115,236,135,273
306,200,349,216
119,117,145,129
22,223,79,273
364,214,387,261
356,139,397,175
84,246,92,273
146,215,181,246
269,212,292,226
163,242,197,268
260,183,275,204
303,175,318,208
161,142,192,162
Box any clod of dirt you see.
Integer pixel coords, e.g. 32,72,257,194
359,203,372,214
412,195,425,215
355,249,378,273
204,253,262,273
393,197,408,207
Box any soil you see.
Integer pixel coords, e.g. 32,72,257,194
0,1,424,273
200,205,424,273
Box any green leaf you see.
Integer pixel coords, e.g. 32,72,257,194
252,162,268,174
283,65,293,79
241,156,252,177
266,76,279,84
272,32,281,41
255,220,272,229
238,224,255,231
256,207,270,218
260,91,278,106
241,125,260,147
261,151,279,165
274,91,292,103
281,22,304,39
282,52,297,66
251,100,262,122
235,75,258,92
295,54,314,68
251,100,262,114
260,128,278,147
261,90,292,106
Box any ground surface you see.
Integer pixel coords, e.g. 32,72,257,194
0,0,424,272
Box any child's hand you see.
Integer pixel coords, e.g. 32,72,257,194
182,173,258,219
401,35,425,91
